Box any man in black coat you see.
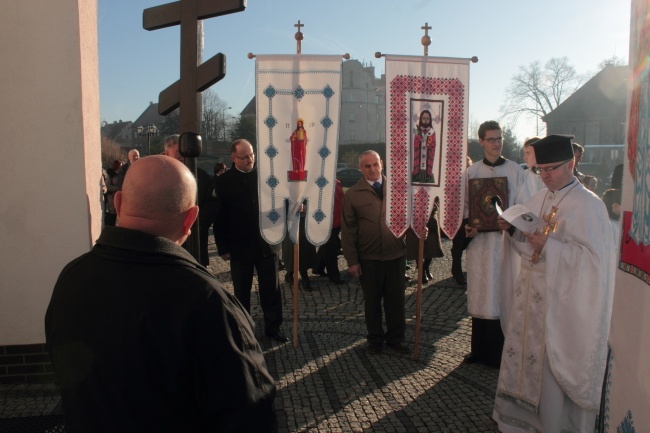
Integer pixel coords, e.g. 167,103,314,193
215,139,288,343
45,156,277,433
163,134,215,266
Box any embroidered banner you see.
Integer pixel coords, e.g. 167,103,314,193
384,55,469,239
255,54,342,246
604,1,650,432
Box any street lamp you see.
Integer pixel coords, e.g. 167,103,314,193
222,107,231,143
137,124,158,156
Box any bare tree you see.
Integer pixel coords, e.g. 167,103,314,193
597,55,627,70
201,90,230,152
500,57,587,135
101,135,124,169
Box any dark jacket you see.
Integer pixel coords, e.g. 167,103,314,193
214,166,278,259
45,226,277,433
341,176,406,266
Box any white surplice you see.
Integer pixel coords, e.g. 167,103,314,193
465,158,528,320
493,180,616,433
523,167,546,198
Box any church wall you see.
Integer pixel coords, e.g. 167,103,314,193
0,0,101,373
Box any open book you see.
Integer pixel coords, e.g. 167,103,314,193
495,202,546,233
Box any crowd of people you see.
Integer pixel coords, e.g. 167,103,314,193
50,126,621,432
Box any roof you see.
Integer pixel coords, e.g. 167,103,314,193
101,120,131,141
132,101,167,127
542,65,629,122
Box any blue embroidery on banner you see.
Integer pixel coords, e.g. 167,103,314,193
617,410,636,433
265,116,278,129
258,68,339,229
323,85,334,99
316,176,329,189
267,209,281,224
318,147,331,159
294,85,305,100
265,146,278,159
313,209,326,223
266,175,279,189
321,116,333,129
264,85,276,98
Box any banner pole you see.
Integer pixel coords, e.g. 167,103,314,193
413,237,424,359
292,240,299,348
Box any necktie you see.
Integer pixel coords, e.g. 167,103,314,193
372,181,383,199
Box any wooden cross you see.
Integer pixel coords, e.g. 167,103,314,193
142,0,245,260
421,22,432,56
294,20,304,54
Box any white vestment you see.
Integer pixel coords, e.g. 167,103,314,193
523,168,546,198
465,158,527,320
493,180,616,433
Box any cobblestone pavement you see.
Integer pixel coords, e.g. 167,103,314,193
0,238,500,433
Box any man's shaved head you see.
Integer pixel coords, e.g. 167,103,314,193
115,155,198,244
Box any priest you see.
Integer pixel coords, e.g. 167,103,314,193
493,134,615,432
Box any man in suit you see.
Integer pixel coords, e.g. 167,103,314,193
341,150,409,355
215,139,288,343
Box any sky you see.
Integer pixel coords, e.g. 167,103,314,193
98,0,632,142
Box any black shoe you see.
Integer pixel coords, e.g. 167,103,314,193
421,273,430,283
266,330,289,343
301,274,313,292
454,274,466,285
278,260,286,271
404,274,411,282
284,272,294,284
425,269,433,281
313,268,326,276
463,353,480,364
365,343,383,354
387,342,411,355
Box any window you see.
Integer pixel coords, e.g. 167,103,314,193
349,112,356,123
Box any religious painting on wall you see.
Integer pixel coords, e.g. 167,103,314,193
410,100,443,186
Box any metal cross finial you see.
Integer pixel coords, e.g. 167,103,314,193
421,22,432,56
294,20,304,54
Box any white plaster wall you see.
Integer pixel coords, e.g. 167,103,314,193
0,0,101,345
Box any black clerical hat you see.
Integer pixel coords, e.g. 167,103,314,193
531,134,575,164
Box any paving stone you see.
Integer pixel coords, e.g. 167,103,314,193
1,237,501,432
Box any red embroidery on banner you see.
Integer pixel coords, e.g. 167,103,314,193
389,75,465,237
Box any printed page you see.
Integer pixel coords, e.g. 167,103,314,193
495,203,546,233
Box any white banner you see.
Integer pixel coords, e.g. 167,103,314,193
384,54,469,239
255,54,342,246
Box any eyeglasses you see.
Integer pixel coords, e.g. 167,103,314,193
234,153,254,161
531,159,571,174
483,137,503,144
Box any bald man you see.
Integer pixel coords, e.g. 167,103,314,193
45,156,277,433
